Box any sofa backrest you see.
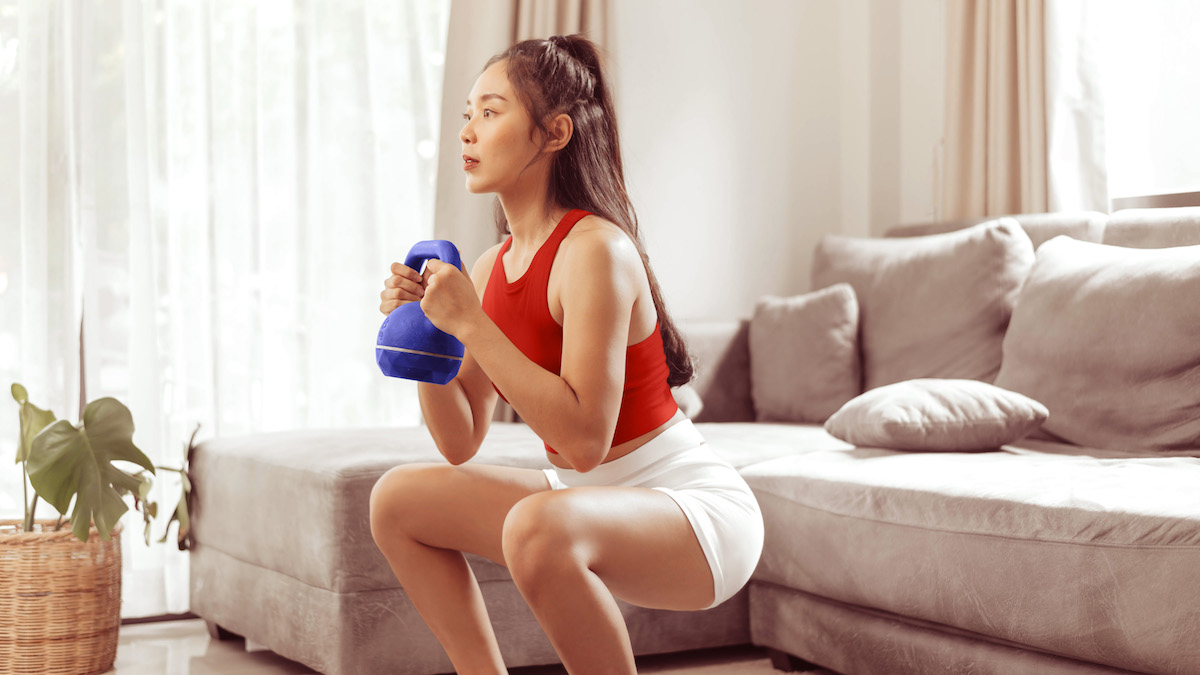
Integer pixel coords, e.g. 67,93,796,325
886,207,1200,250
885,211,1106,249
1102,207,1200,248
686,207,1200,423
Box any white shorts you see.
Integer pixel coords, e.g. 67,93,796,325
542,419,764,609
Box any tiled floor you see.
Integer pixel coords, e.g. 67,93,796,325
111,618,836,674
113,620,313,674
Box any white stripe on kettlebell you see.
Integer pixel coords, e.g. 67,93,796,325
376,345,464,361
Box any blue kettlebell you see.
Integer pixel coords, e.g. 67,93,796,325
376,240,465,385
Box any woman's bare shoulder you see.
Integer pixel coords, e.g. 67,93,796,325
563,215,638,265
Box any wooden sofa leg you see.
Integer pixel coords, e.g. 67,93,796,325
767,647,821,672
205,620,241,641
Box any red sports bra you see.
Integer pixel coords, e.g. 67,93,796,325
481,209,679,454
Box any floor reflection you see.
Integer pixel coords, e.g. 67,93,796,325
112,618,814,674
113,619,315,674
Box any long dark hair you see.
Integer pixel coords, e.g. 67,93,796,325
484,34,694,387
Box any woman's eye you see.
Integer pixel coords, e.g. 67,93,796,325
482,109,492,117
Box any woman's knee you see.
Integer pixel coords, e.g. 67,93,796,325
369,463,443,550
502,493,584,591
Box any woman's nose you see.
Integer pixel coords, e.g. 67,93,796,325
459,121,473,144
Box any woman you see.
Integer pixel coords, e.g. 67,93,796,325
370,34,763,674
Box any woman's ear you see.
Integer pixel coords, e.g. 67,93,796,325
545,113,573,152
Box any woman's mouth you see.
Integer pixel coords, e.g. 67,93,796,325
463,155,480,171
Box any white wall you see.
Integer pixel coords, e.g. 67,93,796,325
609,0,944,321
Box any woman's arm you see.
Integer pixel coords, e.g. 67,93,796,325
421,227,637,472
416,248,502,464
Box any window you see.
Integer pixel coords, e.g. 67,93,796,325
0,0,452,618
1101,1,1200,203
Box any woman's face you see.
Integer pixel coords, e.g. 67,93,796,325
460,61,544,195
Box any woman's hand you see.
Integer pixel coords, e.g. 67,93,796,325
420,258,483,338
380,262,425,315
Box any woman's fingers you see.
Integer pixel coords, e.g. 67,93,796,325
384,276,425,298
380,263,426,315
391,261,424,283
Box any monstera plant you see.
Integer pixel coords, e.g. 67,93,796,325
5,383,194,674
11,383,177,543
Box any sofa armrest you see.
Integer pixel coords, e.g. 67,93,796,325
679,320,755,423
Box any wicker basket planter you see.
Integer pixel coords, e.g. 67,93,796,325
0,521,122,675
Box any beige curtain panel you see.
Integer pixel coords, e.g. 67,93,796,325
517,0,607,43
943,0,1048,219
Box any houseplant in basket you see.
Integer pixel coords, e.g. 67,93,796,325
1,383,158,675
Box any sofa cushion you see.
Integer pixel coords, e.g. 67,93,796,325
994,236,1200,453
740,426,1200,674
824,379,1047,452
812,218,1035,390
671,385,704,419
749,284,861,423
189,424,555,594
686,320,755,423
699,422,853,469
188,421,806,595
189,420,764,675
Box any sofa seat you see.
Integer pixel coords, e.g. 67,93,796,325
694,422,852,468
737,424,1200,675
191,423,552,594
192,421,811,594
189,422,763,675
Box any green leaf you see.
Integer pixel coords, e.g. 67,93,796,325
133,471,156,546
142,500,157,546
83,398,156,475
27,398,155,543
176,490,190,548
29,420,88,514
156,423,197,550
156,483,191,549
14,384,56,464
137,472,154,501
157,497,190,550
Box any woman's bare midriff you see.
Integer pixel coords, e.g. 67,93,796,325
546,408,687,470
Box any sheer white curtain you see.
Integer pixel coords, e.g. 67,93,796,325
1045,0,1106,212
941,0,1110,219
0,0,450,618
1098,0,1200,200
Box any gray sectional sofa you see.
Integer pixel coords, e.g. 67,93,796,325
190,207,1200,675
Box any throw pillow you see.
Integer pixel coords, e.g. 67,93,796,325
749,283,861,423
824,378,1049,452
812,218,1035,391
993,236,1200,452
671,384,704,420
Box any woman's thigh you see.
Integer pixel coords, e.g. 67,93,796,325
505,486,716,611
370,462,552,566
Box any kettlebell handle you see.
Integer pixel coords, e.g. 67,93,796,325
404,240,463,276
